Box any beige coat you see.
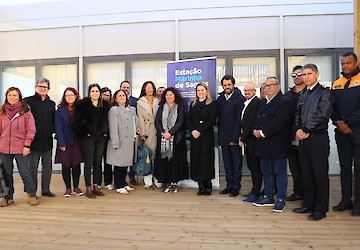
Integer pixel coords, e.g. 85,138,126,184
137,96,159,155
106,105,139,167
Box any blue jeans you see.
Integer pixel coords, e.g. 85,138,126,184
260,158,287,200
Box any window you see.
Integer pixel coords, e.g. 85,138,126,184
42,64,77,104
288,55,332,87
1,66,36,102
233,57,277,88
86,62,126,96
131,60,167,98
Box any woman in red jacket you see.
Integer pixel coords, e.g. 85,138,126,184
0,87,38,207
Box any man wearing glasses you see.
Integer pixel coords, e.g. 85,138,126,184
284,65,306,202
252,76,293,213
25,78,56,197
239,83,261,202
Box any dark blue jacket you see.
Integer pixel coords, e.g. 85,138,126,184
55,106,75,147
217,88,245,146
129,96,138,108
252,92,293,159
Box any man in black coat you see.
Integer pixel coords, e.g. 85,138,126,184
239,83,261,202
252,77,293,213
25,78,56,197
217,75,245,197
284,65,307,202
293,63,334,221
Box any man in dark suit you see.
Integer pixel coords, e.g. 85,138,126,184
252,77,293,213
217,75,245,197
239,83,262,202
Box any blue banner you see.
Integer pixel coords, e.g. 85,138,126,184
167,57,217,110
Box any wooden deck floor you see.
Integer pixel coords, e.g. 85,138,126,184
0,174,359,250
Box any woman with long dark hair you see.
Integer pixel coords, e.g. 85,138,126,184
0,87,38,206
55,87,84,197
187,83,218,196
155,87,188,193
72,83,109,198
137,81,161,188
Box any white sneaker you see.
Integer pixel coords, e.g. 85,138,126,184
116,188,129,194
105,184,114,190
171,184,178,193
163,185,171,193
125,186,134,191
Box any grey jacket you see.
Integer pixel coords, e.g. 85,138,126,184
106,105,139,167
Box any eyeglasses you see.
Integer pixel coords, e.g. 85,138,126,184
36,85,49,89
263,83,279,89
291,72,303,78
244,89,255,92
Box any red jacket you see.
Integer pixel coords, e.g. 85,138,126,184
0,109,36,154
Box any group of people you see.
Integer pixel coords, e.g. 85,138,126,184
0,52,359,222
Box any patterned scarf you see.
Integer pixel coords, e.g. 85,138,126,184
160,103,178,160
5,102,22,120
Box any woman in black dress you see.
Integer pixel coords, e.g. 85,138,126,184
187,83,218,195
155,87,188,193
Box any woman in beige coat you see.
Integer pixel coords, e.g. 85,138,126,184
107,90,140,194
137,81,160,188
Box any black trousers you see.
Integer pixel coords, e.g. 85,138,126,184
288,147,304,196
62,164,81,189
114,167,127,189
80,134,106,187
100,141,113,186
245,147,262,197
299,132,329,213
335,125,360,202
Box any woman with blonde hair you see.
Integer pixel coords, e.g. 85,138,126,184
0,87,38,206
187,83,218,196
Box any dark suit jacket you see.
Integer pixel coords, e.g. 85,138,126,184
240,96,260,152
217,88,245,146
252,92,293,159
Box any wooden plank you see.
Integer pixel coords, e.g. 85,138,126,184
0,174,359,249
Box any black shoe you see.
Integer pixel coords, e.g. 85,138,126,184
308,212,326,221
242,192,252,198
204,190,212,196
333,200,353,211
41,191,56,197
220,188,231,195
352,200,360,216
130,178,138,186
243,193,258,203
293,206,312,213
197,190,205,196
286,193,303,201
229,190,239,197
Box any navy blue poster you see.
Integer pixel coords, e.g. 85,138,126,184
167,57,217,110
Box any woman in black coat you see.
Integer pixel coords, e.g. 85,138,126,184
187,83,218,195
155,88,188,193
72,83,109,199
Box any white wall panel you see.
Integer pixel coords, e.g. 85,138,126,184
0,27,78,61
284,15,338,49
228,17,279,50
180,17,280,52
335,14,354,47
83,22,174,56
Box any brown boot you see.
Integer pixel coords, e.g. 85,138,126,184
92,185,105,196
27,194,39,206
85,186,96,199
0,198,13,207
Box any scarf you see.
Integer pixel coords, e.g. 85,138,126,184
160,103,178,160
5,102,22,120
